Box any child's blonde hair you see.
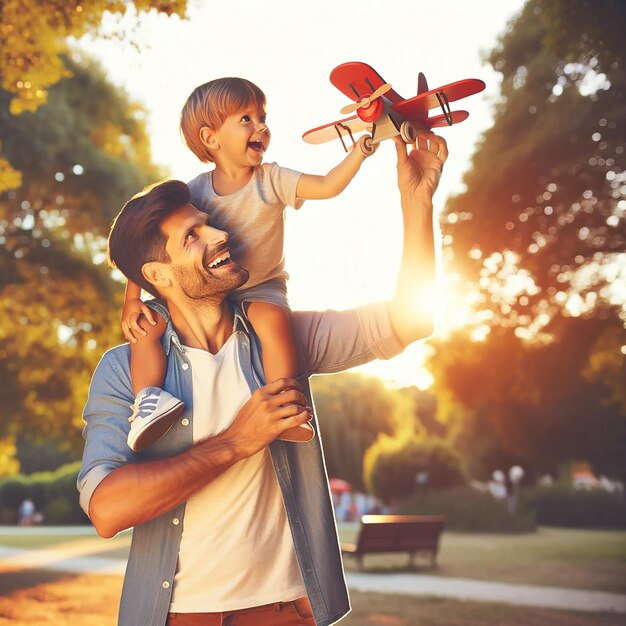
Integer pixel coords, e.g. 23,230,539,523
180,77,266,163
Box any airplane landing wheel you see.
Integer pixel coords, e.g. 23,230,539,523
358,134,378,157
400,121,417,144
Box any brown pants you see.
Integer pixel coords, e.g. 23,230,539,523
166,597,315,625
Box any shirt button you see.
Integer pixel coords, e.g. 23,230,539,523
172,517,180,525
182,363,189,370
181,418,190,426
162,581,170,589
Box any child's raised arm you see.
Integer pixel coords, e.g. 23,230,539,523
122,280,157,343
296,135,375,201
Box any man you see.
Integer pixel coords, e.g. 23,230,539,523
78,133,448,626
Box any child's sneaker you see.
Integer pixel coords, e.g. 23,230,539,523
127,387,184,452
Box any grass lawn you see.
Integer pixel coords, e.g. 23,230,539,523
339,525,626,593
2,526,625,593
0,570,623,626
0,531,129,551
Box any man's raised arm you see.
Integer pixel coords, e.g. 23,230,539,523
389,132,447,347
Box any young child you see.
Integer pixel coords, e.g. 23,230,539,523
122,77,375,452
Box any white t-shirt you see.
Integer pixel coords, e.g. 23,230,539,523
169,331,306,612
187,162,303,290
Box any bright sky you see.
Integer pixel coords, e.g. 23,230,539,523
77,0,526,388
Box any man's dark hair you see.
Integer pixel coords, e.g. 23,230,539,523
107,180,191,297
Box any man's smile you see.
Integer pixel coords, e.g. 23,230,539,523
203,246,233,271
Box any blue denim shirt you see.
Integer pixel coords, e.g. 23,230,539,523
78,301,403,626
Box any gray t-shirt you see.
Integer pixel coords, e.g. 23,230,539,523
187,163,303,290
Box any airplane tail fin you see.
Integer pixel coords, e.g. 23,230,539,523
417,72,429,95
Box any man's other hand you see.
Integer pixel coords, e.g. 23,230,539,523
227,378,312,459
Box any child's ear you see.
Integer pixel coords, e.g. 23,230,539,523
142,262,171,291
199,126,219,151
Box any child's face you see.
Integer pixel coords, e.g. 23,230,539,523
213,103,270,169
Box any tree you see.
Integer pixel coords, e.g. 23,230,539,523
310,373,396,491
429,316,626,481
445,0,624,319
429,0,626,481
0,0,188,191
0,58,162,459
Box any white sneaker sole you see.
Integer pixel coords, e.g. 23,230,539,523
128,401,185,452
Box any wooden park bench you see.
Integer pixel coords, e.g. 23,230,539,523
341,514,445,570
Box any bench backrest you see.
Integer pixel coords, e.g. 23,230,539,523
355,514,445,553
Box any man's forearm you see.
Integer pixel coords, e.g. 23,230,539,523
389,196,436,346
89,431,240,538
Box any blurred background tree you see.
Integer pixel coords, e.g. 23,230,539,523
0,1,188,474
0,0,187,191
311,373,396,492
428,0,626,483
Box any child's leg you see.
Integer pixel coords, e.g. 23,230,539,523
130,314,168,395
127,312,184,452
246,302,314,442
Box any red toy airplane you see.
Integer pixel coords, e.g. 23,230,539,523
303,62,486,155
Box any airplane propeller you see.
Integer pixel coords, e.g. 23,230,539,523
340,83,392,114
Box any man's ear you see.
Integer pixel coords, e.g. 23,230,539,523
199,126,219,152
141,262,171,291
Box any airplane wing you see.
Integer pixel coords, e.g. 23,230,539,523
302,115,372,145
330,62,404,104
425,110,469,128
392,78,485,121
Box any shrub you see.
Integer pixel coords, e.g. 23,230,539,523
0,476,29,510
44,498,76,525
396,487,536,533
521,486,626,529
0,462,88,525
364,435,465,504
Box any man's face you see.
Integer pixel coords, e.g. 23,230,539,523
157,203,248,300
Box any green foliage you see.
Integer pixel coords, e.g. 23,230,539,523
311,373,396,491
397,487,536,533
429,316,626,481
0,0,188,190
16,437,77,474
0,476,30,509
447,0,625,297
364,435,465,504
0,462,88,525
521,486,626,529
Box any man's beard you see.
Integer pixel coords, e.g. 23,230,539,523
171,256,248,301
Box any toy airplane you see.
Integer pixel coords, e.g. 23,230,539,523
303,62,486,155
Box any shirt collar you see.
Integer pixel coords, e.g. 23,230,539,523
147,298,251,356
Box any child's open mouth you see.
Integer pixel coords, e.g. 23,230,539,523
247,141,264,152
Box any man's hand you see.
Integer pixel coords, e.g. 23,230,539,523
393,131,448,206
89,377,311,538
226,378,312,458
121,298,157,343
